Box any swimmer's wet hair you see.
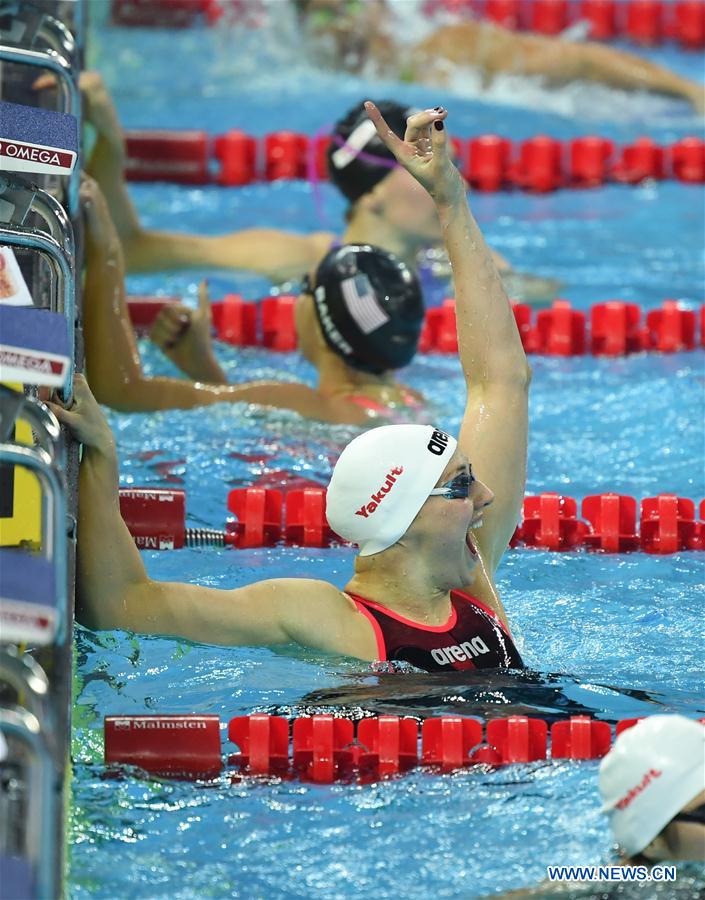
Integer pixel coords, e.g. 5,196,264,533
327,99,412,203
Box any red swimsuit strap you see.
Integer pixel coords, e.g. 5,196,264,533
346,592,458,632
450,589,512,637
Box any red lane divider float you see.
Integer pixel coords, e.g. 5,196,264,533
104,713,705,782
119,487,239,548
122,128,705,188
119,487,705,553
127,295,705,356
111,0,705,49
435,0,705,47
112,0,223,27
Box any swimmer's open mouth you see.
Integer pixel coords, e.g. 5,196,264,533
466,518,482,558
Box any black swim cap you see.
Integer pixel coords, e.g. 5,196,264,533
327,100,413,203
310,244,424,375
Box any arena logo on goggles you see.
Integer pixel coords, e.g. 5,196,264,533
355,466,404,517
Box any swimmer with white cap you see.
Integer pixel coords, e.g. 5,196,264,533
487,716,704,898
600,715,705,863
55,102,531,672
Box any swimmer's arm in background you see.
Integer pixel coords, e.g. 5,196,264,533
35,72,142,245
505,32,704,111
36,72,335,280
412,22,703,111
81,177,369,421
124,229,335,284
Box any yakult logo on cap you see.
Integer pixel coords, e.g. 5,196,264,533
355,466,404,518
615,768,663,811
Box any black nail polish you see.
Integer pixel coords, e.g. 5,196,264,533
434,106,443,112
434,120,444,131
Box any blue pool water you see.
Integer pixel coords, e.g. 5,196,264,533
71,9,704,899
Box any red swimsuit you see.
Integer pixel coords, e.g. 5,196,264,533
348,590,524,672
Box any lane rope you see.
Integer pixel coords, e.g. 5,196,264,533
128,295,705,357
103,712,705,782
118,487,705,553
122,129,705,189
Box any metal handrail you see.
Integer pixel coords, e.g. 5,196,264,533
0,385,63,464
0,707,55,900
0,173,75,259
0,444,67,643
0,207,76,402
0,225,75,401
0,647,50,724
0,41,80,216
0,1,78,69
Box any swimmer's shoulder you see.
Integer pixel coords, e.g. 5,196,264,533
250,578,378,659
309,231,337,265
341,385,427,422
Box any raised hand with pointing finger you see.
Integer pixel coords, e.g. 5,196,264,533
363,102,464,208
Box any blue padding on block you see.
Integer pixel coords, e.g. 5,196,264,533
0,549,56,608
0,306,68,357
0,855,34,900
0,100,78,154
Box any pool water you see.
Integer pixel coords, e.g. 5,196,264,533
71,7,704,898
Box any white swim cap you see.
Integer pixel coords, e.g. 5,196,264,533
598,715,705,856
326,424,457,557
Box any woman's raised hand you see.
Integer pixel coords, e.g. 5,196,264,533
364,101,464,207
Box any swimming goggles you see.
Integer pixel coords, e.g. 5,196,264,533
672,802,705,826
428,470,475,500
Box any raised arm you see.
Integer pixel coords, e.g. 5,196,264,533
48,377,373,654
36,71,332,279
365,102,530,576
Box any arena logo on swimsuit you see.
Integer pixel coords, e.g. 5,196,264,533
355,466,404,517
431,637,490,666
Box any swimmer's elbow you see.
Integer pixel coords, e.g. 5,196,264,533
89,377,140,413
479,361,532,391
76,578,160,634
515,362,533,392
